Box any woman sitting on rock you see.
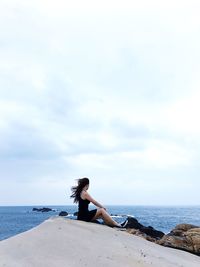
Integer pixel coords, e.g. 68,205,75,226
70,177,126,228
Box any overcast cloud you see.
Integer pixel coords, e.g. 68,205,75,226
0,0,200,205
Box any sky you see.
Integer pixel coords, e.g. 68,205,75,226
0,0,200,206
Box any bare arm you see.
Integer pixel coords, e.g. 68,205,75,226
82,191,106,210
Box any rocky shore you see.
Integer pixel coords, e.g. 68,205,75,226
32,207,200,256
123,217,200,256
0,216,199,267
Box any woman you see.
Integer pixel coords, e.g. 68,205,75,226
70,177,125,227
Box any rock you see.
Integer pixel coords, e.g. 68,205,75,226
32,207,53,212
174,223,198,232
32,208,39,211
125,217,164,240
74,212,78,216
126,229,158,242
157,224,200,256
59,211,68,216
125,217,143,229
125,219,200,255
140,226,164,239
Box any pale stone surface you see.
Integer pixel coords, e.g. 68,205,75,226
0,217,200,267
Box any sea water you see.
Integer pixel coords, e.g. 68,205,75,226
0,205,200,241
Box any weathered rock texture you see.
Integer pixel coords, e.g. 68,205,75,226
157,224,200,256
125,217,165,241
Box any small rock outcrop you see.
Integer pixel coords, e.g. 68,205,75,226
124,217,143,229
125,217,165,240
122,218,200,256
74,212,78,216
157,224,200,255
32,207,53,212
59,211,68,216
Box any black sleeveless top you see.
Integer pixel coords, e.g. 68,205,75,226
77,195,97,222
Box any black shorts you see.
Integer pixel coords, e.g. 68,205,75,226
77,209,97,222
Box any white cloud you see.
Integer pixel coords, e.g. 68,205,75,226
0,0,200,205
163,90,200,135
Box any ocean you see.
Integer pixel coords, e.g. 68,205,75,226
0,205,200,241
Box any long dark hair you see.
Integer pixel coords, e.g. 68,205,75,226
70,177,90,203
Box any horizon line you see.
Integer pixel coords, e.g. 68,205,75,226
0,204,200,207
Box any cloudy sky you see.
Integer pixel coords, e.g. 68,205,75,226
0,0,200,206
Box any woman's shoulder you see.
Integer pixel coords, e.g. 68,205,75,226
80,190,87,200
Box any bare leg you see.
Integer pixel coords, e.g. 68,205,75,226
92,208,121,227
